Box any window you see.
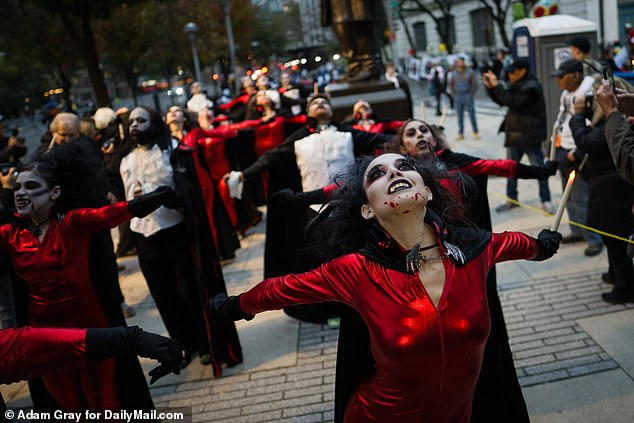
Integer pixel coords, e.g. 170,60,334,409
438,15,456,49
471,8,495,47
413,21,427,51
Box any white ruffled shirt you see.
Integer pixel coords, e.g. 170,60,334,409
120,140,184,237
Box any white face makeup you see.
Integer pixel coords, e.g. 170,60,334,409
129,108,151,135
14,170,58,219
362,154,431,221
307,97,333,121
400,120,437,159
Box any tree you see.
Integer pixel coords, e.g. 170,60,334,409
35,0,151,107
399,0,456,54
478,0,513,48
0,1,81,113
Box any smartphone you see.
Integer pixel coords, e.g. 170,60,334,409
602,66,616,94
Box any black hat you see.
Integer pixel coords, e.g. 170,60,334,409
549,59,583,77
507,59,530,72
566,36,591,54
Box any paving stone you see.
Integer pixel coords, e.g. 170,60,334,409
519,369,570,386
567,360,619,377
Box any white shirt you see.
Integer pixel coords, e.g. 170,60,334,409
557,75,594,150
120,140,184,237
294,126,354,192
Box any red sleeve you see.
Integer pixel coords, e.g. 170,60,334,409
384,120,404,133
0,327,87,384
323,183,339,199
484,232,539,269
218,94,249,111
239,254,362,315
285,115,307,125
69,202,133,235
0,223,10,254
461,159,517,178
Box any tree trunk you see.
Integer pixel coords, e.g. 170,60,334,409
57,7,111,107
398,15,417,55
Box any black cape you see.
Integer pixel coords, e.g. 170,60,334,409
170,145,243,376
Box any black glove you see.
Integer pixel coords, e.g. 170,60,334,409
85,326,182,384
211,293,254,321
515,161,558,180
127,186,180,218
273,188,327,209
534,229,563,261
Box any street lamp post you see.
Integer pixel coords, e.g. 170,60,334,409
214,1,240,95
184,22,202,83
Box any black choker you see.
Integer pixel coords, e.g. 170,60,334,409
406,243,446,272
29,219,49,236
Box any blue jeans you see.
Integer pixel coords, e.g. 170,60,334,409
559,168,603,246
454,93,478,135
506,145,551,202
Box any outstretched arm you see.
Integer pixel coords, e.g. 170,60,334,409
0,326,181,385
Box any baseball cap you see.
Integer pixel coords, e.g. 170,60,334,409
566,36,591,54
549,59,583,77
507,59,530,72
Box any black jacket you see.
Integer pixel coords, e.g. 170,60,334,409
487,75,547,147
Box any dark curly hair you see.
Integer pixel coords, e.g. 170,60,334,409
307,154,469,261
23,139,109,214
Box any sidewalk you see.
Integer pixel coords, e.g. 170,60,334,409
3,102,634,422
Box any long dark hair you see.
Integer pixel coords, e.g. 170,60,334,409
23,140,109,214
307,154,469,261
392,118,449,153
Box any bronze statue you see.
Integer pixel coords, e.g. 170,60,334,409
321,0,386,82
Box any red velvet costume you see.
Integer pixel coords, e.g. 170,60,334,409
185,127,239,229
235,115,307,157
240,231,539,422
435,151,518,204
352,120,403,135
1,327,87,384
0,203,132,409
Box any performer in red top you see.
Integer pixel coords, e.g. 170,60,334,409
214,153,562,422
0,143,180,410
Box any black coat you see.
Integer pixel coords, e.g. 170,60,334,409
569,114,634,236
487,75,547,147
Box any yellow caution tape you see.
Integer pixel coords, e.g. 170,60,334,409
487,189,634,244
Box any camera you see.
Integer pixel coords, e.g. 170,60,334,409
602,65,616,94
101,137,117,149
0,162,22,176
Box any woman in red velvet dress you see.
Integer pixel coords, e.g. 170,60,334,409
0,144,178,410
214,153,562,422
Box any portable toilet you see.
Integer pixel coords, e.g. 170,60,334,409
512,15,597,133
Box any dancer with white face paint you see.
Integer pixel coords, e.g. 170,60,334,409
213,153,563,423
0,142,180,411
120,106,242,374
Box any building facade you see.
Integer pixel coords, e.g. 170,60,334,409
390,0,626,65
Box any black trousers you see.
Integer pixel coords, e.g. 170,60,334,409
135,223,209,354
603,235,634,291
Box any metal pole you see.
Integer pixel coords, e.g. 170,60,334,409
190,35,202,83
222,1,240,95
